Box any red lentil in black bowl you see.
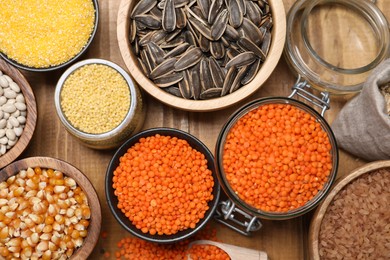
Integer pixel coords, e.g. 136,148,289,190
105,128,221,243
0,0,99,72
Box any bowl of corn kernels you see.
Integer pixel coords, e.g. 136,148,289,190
0,0,99,72
0,156,101,259
105,127,221,243
0,58,37,169
54,58,145,150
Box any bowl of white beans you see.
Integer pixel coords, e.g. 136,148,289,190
0,58,37,169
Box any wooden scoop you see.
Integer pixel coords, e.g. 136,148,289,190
187,240,268,260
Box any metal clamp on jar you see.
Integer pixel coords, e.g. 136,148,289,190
214,0,389,236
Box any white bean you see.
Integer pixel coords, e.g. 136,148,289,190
0,129,5,138
0,111,3,120
0,88,3,96
0,96,6,106
5,129,16,141
16,94,25,103
9,82,20,93
3,75,13,84
9,116,19,127
0,144,6,155
0,137,8,145
3,112,9,120
7,139,17,146
11,110,20,118
6,121,12,129
0,119,6,129
2,104,16,113
0,70,3,76
17,116,26,124
14,127,23,137
0,76,8,88
21,111,27,117
15,102,26,111
6,98,15,104
4,89,16,99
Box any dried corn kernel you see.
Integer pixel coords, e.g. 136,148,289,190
0,0,95,68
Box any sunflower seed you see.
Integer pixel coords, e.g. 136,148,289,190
150,6,163,17
221,67,237,96
165,28,183,42
137,58,150,77
186,20,200,39
245,0,262,26
179,70,192,99
130,20,137,43
226,47,240,59
139,30,157,46
210,40,225,59
191,67,201,100
240,18,263,45
241,58,260,85
197,0,210,18
225,51,256,69
160,37,185,48
221,36,230,47
140,49,154,73
176,8,187,28
131,0,157,18
134,14,162,29
230,65,249,93
175,0,191,8
208,0,224,24
165,86,182,97
211,9,228,40
261,29,271,56
188,17,213,40
150,57,177,79
209,57,225,88
237,0,246,15
146,42,166,64
133,38,140,55
186,6,208,26
183,30,198,46
228,0,243,28
162,0,176,32
154,72,184,87
164,42,190,58
237,37,266,60
200,57,214,90
199,34,210,52
174,47,203,71
200,88,222,99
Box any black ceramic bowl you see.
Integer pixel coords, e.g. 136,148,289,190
105,128,220,243
0,0,99,72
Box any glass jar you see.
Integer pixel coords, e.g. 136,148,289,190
284,0,390,94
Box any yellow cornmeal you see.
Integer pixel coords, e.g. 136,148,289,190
0,0,95,68
61,64,131,134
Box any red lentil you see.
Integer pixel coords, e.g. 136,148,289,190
112,134,214,235
223,103,332,212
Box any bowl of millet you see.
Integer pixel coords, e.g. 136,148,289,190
105,128,221,243
0,0,99,72
0,58,37,169
54,58,145,149
0,156,102,259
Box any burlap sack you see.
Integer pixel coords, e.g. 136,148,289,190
332,59,390,161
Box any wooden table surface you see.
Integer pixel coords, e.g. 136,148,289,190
13,0,389,259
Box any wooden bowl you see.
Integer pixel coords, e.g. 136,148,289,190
308,160,390,260
105,128,221,243
117,0,286,112
0,157,102,259
0,59,37,169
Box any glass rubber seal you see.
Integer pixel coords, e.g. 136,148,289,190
285,0,390,94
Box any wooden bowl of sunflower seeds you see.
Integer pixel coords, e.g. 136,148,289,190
117,0,286,111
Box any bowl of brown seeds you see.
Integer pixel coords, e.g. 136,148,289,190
117,0,286,111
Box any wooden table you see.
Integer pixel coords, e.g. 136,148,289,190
15,0,389,259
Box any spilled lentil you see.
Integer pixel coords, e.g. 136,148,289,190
0,0,95,68
112,134,215,236
223,103,333,212
60,64,131,134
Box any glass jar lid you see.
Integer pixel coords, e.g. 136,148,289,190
285,0,390,94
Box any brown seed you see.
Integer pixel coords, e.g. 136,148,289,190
146,42,166,64
196,0,210,19
162,0,176,32
230,65,249,93
150,57,177,79
199,34,210,52
176,8,187,28
165,86,182,97
131,0,157,18
237,37,266,60
179,70,192,99
160,37,185,48
191,67,201,100
245,0,263,27
134,14,162,30
163,42,190,59
228,0,243,28
137,58,150,77
261,29,272,56
182,30,198,46
154,72,184,87
188,17,213,40
223,24,240,41
208,0,224,24
200,57,214,91
165,28,183,42
225,51,256,69
240,18,264,46
174,47,203,71
210,40,225,59
221,67,237,96
241,58,260,85
211,9,229,40
200,87,222,99
209,57,225,88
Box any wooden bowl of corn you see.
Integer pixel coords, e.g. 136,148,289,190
117,0,286,111
0,58,37,169
0,157,101,259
